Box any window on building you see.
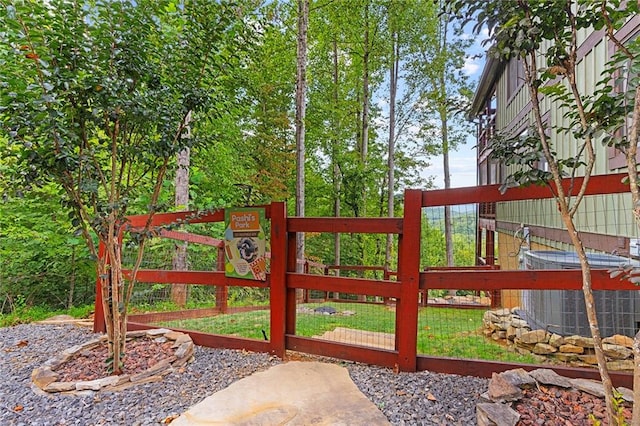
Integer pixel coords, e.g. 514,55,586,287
608,20,640,170
507,57,526,100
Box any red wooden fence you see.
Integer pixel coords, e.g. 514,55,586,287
94,173,637,387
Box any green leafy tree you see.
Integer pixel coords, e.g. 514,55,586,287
0,0,254,373
0,184,95,311
404,0,475,269
453,0,640,422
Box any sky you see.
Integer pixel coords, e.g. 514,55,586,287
420,29,488,190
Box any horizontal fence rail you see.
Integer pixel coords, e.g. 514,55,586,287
93,174,637,388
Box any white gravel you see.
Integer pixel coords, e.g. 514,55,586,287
0,323,487,425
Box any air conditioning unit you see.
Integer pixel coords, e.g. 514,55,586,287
520,251,640,337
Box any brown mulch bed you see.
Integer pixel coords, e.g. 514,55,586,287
514,384,632,425
55,337,176,382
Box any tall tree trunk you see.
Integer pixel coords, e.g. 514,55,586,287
67,245,76,309
361,0,370,218
332,37,341,279
171,145,190,307
295,0,309,279
438,16,454,268
625,86,640,426
356,0,371,293
385,23,398,272
437,13,455,297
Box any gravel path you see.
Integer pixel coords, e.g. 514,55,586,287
0,323,488,425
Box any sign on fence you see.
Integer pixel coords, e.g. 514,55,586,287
224,207,267,281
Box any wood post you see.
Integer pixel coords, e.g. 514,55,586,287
269,202,287,357
396,189,422,372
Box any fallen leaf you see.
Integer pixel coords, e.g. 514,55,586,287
396,390,407,396
427,392,437,401
161,414,180,424
13,405,24,412
16,340,28,347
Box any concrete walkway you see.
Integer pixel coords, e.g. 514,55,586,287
171,361,390,425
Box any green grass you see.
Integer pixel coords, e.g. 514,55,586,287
0,304,94,327
162,309,271,340
296,302,396,336
159,302,540,364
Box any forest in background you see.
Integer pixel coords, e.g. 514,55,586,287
0,0,475,313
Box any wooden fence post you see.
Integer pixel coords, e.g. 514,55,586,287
396,189,422,372
286,228,298,336
215,245,228,313
93,241,107,333
269,202,287,357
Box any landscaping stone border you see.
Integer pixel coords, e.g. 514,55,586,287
31,328,194,394
477,367,634,426
483,308,635,371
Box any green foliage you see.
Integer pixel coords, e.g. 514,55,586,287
0,0,261,370
422,208,476,267
0,184,96,312
0,303,93,327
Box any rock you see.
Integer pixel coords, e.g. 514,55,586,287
483,311,500,324
515,347,532,356
62,343,90,356
175,342,194,359
492,331,507,340
548,333,564,348
495,308,511,316
130,357,177,382
528,369,571,388
532,343,556,355
553,353,578,363
602,344,632,360
564,335,594,348
32,367,58,389
569,378,605,398
616,387,634,403
495,321,510,331
44,353,71,370
559,344,584,354
146,328,171,336
165,331,185,340
476,402,520,426
499,368,536,389
314,306,337,314
170,333,193,348
506,326,517,340
76,375,121,391
510,318,529,328
519,330,548,344
44,381,76,393
577,354,598,364
603,334,634,348
606,360,634,371
488,372,522,402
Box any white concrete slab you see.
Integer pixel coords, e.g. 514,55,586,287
172,361,390,425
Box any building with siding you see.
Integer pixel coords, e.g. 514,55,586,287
468,14,640,315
